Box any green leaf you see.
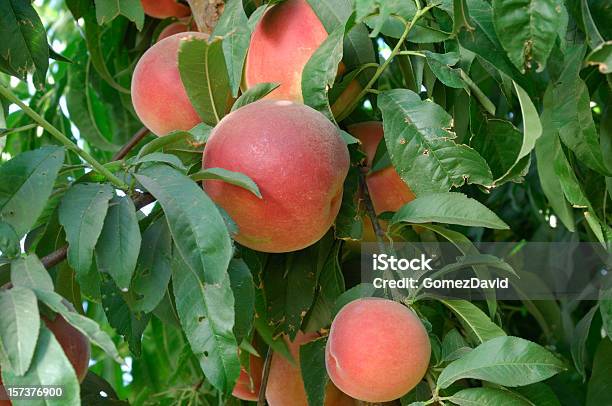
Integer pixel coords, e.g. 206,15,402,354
0,0,49,87
571,305,598,380
510,82,542,170
552,77,610,176
450,387,534,405
302,20,349,121
600,287,612,339
0,286,39,375
300,336,329,406
439,300,506,344
1,323,80,406
452,0,476,35
333,283,376,316
585,41,612,74
135,164,238,393
133,152,187,172
586,338,612,406
10,254,53,292
334,166,362,240
0,146,65,237
231,82,280,112
136,124,212,159
513,383,561,406
95,196,141,290
178,36,231,126
379,89,493,195
131,217,173,313
441,329,470,362
492,0,564,72
212,0,250,97
228,259,255,343
59,183,114,280
580,0,605,50
392,192,509,229
193,167,261,198
94,0,144,30
172,251,240,394
0,221,19,259
34,289,122,363
423,51,464,89
437,336,565,389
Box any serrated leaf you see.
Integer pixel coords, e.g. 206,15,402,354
231,82,280,112
178,36,231,126
440,300,506,344
437,336,565,389
131,218,173,313
492,0,564,72
0,146,65,237
34,289,122,363
392,193,508,229
59,183,114,280
10,254,53,292
0,287,39,376
95,196,141,289
0,0,49,87
94,0,144,30
192,167,261,198
212,0,250,97
379,89,493,195
1,323,80,406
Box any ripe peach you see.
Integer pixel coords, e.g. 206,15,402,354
232,353,264,401
202,100,349,253
244,0,328,101
326,298,431,402
266,332,356,406
141,0,190,19
132,32,206,136
348,122,415,215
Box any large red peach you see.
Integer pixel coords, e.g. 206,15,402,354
202,100,349,253
326,298,430,402
266,332,356,406
348,122,415,215
244,0,328,101
131,32,206,136
141,0,191,19
232,353,264,401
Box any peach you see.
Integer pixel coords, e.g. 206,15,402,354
326,298,431,402
232,353,264,401
266,332,356,406
131,32,206,136
202,100,349,253
348,122,415,215
244,0,328,101
141,0,190,19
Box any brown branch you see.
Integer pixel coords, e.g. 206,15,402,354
41,192,155,269
186,0,225,35
112,127,149,161
257,347,273,405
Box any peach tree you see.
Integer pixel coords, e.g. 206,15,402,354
0,0,610,405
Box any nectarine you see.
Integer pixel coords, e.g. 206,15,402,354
244,0,327,101
202,100,349,253
266,332,355,406
232,353,264,401
326,298,430,402
141,0,190,19
131,32,206,136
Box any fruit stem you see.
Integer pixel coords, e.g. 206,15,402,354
257,347,273,405
337,5,435,121
0,84,130,191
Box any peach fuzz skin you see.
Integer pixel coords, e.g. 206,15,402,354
202,100,349,253
326,298,431,402
244,0,327,101
0,314,90,405
232,353,264,401
141,0,190,19
131,32,206,136
266,332,356,406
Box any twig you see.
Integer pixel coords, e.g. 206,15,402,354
257,347,273,406
0,84,129,190
359,172,387,245
40,192,155,269
112,127,150,160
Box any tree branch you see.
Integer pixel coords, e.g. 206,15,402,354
186,0,225,35
257,347,273,405
112,127,149,160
